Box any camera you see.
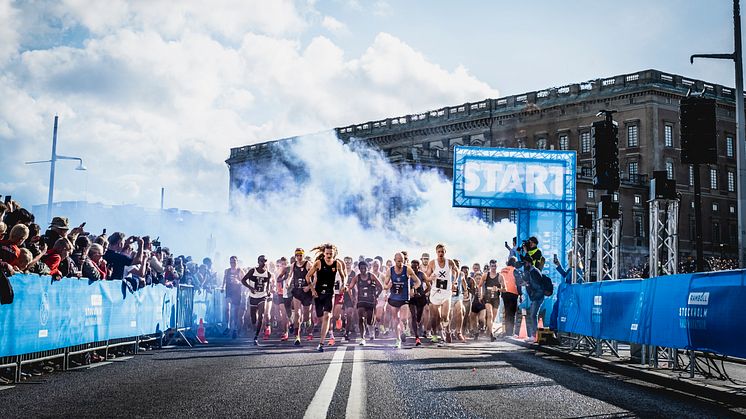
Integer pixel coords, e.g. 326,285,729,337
152,237,161,248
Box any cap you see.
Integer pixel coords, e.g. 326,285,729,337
49,216,70,230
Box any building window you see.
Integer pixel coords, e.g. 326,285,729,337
634,214,644,238
627,125,639,147
588,190,595,199
713,222,721,243
628,161,638,176
664,124,673,147
728,171,735,192
581,132,591,153
559,135,569,150
581,165,592,177
730,224,738,245
665,161,674,180
727,136,734,158
689,165,695,186
713,202,719,212
634,195,642,205
730,204,736,214
711,168,718,189
536,138,547,150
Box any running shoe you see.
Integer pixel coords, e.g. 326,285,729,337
328,337,336,346
253,338,259,346
359,339,366,346
393,338,401,349
294,337,301,346
429,335,439,344
317,344,324,353
306,333,314,341
490,335,497,342
415,338,422,347
264,326,271,340
457,333,466,342
280,333,289,342
445,332,452,344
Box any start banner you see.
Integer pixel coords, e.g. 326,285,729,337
556,269,746,358
0,274,177,357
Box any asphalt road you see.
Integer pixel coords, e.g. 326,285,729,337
1,336,744,418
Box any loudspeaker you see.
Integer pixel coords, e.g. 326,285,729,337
598,195,620,219
680,97,717,164
592,120,620,191
576,207,593,229
650,170,677,200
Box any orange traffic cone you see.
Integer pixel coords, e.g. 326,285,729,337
197,318,208,344
538,317,544,330
517,314,528,339
335,318,343,331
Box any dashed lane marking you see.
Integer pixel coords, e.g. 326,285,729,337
345,347,366,419
303,346,348,419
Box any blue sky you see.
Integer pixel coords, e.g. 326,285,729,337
0,0,740,213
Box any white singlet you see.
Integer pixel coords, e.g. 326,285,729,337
248,268,271,299
429,258,452,306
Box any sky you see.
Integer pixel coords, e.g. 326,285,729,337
0,0,740,213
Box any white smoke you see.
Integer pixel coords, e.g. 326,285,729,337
219,132,516,267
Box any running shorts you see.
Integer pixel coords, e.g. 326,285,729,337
387,298,408,308
315,293,334,318
249,296,267,306
292,289,313,307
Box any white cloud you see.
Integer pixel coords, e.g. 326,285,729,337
321,15,347,34
0,0,20,64
0,1,499,214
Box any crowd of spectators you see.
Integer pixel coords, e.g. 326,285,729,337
0,197,218,292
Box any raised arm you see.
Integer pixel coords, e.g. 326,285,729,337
407,266,421,289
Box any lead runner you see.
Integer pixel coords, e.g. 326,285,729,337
306,243,347,352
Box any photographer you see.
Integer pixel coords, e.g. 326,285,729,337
521,236,545,271
82,244,107,280
104,232,144,280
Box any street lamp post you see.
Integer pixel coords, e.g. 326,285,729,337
25,115,87,222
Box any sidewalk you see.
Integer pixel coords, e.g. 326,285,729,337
515,335,746,407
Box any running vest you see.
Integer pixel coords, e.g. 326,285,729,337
292,262,310,290
247,268,270,299
412,271,426,297
333,263,344,295
316,258,336,295
433,259,452,295
389,266,409,302
357,273,377,305
225,268,242,297
278,268,289,298
484,270,500,299
500,266,518,295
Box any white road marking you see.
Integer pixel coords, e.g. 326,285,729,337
0,385,15,391
303,346,347,419
345,347,366,419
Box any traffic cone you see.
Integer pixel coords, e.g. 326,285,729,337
538,317,544,330
197,318,208,344
336,318,343,331
517,314,528,339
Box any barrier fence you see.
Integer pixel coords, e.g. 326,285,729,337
556,269,746,359
0,274,226,382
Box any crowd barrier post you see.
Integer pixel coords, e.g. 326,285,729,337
164,284,195,347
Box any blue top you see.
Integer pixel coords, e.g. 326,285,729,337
389,266,409,301
556,264,583,284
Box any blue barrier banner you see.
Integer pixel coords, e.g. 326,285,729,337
0,274,178,357
557,270,746,358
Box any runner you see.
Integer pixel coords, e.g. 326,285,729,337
241,255,273,346
466,265,486,339
342,256,358,342
289,248,314,345
449,261,469,343
326,255,347,346
347,260,383,346
274,257,291,341
372,258,387,338
383,252,421,348
500,257,520,337
479,259,503,341
425,244,459,345
420,252,432,339
408,258,429,346
306,243,347,352
222,256,245,339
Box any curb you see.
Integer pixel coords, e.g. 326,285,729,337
513,339,746,408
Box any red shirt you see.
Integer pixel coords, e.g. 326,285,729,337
0,240,20,265
42,252,62,277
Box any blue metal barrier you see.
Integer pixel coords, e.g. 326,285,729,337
0,274,178,357
557,269,746,358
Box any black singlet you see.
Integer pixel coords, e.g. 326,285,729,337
316,258,337,295
356,273,377,305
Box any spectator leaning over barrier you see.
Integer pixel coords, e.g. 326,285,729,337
42,238,73,279
104,233,144,280
72,235,91,270
148,248,165,284
13,248,33,273
43,217,83,249
82,243,107,280
520,255,545,341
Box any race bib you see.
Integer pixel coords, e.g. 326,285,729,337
255,281,265,293
436,278,448,290
392,282,404,295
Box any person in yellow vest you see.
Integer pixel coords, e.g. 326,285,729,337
522,236,545,270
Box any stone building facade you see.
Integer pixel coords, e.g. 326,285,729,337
226,69,740,270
